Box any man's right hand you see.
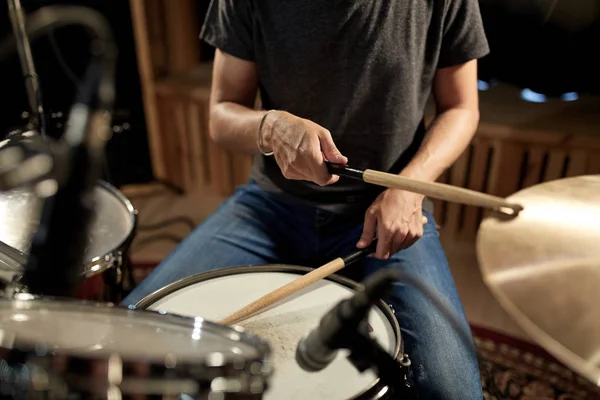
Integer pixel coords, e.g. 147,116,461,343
260,111,348,186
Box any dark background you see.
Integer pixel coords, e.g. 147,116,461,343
0,0,598,187
0,0,153,187
477,0,600,96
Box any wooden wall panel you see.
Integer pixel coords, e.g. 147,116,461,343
163,0,200,74
150,66,254,196
129,0,166,180
436,124,600,241
462,137,491,237
444,150,469,235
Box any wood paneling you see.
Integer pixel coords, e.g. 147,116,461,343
435,128,600,240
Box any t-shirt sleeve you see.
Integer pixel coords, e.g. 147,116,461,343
199,0,255,62
438,0,490,68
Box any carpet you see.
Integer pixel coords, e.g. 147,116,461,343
472,326,600,400
130,264,600,400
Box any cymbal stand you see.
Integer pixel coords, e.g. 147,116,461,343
7,0,46,135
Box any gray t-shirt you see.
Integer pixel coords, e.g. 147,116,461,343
200,0,489,215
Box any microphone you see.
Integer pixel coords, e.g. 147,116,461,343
295,267,398,372
7,6,117,298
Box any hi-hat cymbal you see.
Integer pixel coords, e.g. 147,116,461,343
477,175,600,385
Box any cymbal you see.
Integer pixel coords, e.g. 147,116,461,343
476,175,600,385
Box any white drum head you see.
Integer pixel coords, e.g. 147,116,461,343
88,181,136,261
0,296,271,398
0,180,135,273
0,297,264,362
140,267,400,400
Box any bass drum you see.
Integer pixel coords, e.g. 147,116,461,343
0,295,272,398
135,265,405,400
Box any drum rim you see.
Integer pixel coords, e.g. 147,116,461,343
83,180,138,277
0,294,272,396
134,264,404,400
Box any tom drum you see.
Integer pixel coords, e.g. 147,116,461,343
135,265,404,400
0,180,137,302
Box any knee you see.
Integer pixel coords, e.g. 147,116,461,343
404,325,483,400
410,357,482,400
394,301,482,399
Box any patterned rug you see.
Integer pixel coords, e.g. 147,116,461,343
129,264,600,400
472,326,600,400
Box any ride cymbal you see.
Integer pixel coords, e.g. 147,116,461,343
476,175,600,385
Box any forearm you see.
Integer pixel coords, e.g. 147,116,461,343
401,108,479,181
209,101,269,155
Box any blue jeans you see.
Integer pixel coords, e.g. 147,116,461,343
122,181,482,399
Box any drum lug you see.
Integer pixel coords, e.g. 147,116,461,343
388,304,395,314
399,353,411,368
114,251,123,267
395,353,413,396
1,281,30,299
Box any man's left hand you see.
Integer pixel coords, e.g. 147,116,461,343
357,189,425,259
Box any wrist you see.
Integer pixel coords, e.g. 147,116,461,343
257,110,279,155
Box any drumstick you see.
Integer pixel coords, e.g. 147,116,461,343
326,162,523,214
220,239,386,326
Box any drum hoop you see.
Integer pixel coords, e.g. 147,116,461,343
0,294,272,396
84,180,138,276
135,264,404,400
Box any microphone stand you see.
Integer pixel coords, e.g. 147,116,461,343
324,269,415,398
342,325,413,399
7,0,45,135
0,5,117,299
313,267,479,399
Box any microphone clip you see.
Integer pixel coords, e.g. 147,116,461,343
331,268,416,398
329,306,414,398
344,327,413,398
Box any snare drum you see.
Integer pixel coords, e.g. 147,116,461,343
0,295,272,398
0,180,137,302
135,265,404,400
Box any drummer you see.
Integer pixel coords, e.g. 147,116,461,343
124,1,489,398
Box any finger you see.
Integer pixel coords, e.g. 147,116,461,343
306,144,335,186
307,161,335,185
401,234,419,250
357,207,377,248
414,212,425,237
391,227,409,254
404,213,425,249
316,161,340,185
375,223,392,260
397,214,424,251
317,129,347,164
